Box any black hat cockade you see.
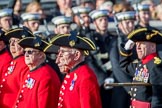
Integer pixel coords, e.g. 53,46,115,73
44,31,96,55
18,36,50,52
127,28,162,44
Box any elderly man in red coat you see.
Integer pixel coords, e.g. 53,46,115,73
45,32,102,108
0,27,33,108
13,36,61,108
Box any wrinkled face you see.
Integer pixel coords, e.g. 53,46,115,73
55,47,76,74
94,16,108,31
138,11,150,25
80,13,90,27
119,20,135,35
24,48,41,66
136,41,156,59
24,20,40,32
0,40,5,51
56,24,71,34
0,16,12,31
9,37,23,57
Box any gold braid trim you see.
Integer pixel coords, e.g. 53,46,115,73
127,28,147,39
120,50,132,57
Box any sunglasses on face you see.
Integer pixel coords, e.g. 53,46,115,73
24,50,40,55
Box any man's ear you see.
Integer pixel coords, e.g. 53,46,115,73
151,43,156,52
74,50,81,61
135,13,140,21
38,52,45,59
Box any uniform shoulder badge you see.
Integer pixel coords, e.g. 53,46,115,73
154,57,161,64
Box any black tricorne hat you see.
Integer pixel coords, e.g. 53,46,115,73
49,33,96,50
4,26,34,43
18,36,51,52
127,28,162,44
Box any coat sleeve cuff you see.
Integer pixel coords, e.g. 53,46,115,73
120,43,132,57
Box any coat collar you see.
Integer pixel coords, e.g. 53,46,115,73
141,53,157,64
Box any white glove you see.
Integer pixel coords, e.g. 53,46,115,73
124,39,135,50
104,78,114,90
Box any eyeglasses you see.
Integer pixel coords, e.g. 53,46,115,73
24,50,40,55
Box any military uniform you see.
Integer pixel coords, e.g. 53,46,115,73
33,31,63,82
133,4,158,30
110,32,133,108
72,6,92,38
119,28,162,108
109,11,139,108
0,27,34,108
0,48,12,79
14,63,61,108
58,62,101,108
0,29,12,79
45,33,102,108
89,9,116,108
89,31,116,85
0,55,28,108
13,36,61,108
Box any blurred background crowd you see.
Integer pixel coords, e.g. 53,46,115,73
0,0,162,32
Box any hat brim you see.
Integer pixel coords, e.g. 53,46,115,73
44,44,60,54
127,28,162,44
4,28,34,43
18,37,49,52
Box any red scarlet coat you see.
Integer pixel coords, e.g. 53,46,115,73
0,49,12,78
58,63,102,108
0,55,28,108
14,64,61,108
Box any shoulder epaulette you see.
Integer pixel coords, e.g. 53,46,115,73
154,57,161,65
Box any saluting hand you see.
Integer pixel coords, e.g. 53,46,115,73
124,39,135,50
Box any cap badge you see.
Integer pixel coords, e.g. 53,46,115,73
21,35,26,38
69,40,75,47
34,42,40,47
